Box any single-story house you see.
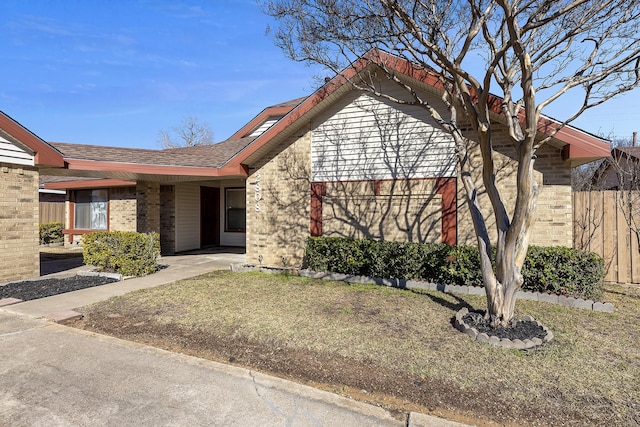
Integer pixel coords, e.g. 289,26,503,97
4,52,611,279
0,111,65,282
590,146,640,190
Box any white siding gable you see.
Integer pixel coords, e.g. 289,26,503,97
311,92,456,182
0,134,34,166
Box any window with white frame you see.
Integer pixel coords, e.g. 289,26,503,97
225,188,246,232
74,189,108,230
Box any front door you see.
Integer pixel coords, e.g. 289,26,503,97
200,186,220,247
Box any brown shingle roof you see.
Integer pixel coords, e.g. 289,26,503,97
49,137,255,168
161,137,255,165
266,96,308,109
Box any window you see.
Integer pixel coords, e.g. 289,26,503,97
225,188,246,232
74,189,107,230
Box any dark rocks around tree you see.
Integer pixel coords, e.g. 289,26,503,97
462,311,548,341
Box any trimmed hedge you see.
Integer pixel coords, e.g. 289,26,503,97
39,222,64,244
82,231,160,277
305,237,605,299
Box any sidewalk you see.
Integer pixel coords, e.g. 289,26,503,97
5,249,247,320
1,250,472,427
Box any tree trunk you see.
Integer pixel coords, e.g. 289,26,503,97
485,251,523,326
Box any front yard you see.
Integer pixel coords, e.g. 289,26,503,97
66,271,640,426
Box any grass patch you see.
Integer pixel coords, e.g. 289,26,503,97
70,271,640,426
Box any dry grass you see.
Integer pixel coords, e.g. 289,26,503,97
72,271,640,426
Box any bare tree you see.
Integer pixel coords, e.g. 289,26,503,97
158,116,214,149
262,0,640,326
607,143,640,252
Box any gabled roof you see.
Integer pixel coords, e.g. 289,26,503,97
229,97,307,140
0,111,64,167
43,50,611,189
42,138,254,187
224,50,610,170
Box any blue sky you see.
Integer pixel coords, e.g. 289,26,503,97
1,1,638,150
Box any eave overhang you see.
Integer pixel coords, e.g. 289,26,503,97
226,49,610,171
0,111,65,167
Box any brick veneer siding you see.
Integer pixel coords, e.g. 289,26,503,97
136,181,161,234
246,132,312,267
160,185,176,254
0,163,39,282
109,186,137,232
457,126,573,248
246,123,573,268
320,179,445,243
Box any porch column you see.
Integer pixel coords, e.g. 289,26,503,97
136,181,160,234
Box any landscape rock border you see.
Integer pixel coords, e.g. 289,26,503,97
454,307,554,349
231,264,614,313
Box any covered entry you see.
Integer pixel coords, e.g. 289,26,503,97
201,186,220,247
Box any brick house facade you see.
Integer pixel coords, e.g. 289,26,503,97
0,111,64,283
0,163,40,282
32,52,609,272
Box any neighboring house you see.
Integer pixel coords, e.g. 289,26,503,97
34,52,610,269
0,111,64,283
591,146,640,190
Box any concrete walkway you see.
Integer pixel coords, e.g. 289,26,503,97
7,249,247,320
1,250,471,427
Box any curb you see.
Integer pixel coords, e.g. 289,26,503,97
77,270,123,281
46,309,84,323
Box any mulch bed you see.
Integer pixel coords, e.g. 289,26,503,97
462,310,547,341
0,276,118,302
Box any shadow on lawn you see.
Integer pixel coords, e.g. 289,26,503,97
418,289,475,313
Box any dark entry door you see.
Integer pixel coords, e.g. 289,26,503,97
201,186,220,247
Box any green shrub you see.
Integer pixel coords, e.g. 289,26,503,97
39,222,64,244
82,231,160,277
305,237,605,299
522,246,605,300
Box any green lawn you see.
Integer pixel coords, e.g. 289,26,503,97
71,271,640,426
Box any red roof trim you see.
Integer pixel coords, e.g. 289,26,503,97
228,50,609,167
0,111,64,167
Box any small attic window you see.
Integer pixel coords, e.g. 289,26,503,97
247,116,283,137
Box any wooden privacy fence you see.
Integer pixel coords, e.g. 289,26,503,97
573,191,640,284
39,201,65,224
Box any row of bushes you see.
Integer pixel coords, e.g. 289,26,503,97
82,231,160,277
305,237,606,299
39,222,64,245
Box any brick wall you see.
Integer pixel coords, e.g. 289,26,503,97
109,186,136,232
246,121,573,268
160,185,176,254
0,163,39,282
457,126,573,247
136,181,160,234
246,132,312,267
321,179,443,243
